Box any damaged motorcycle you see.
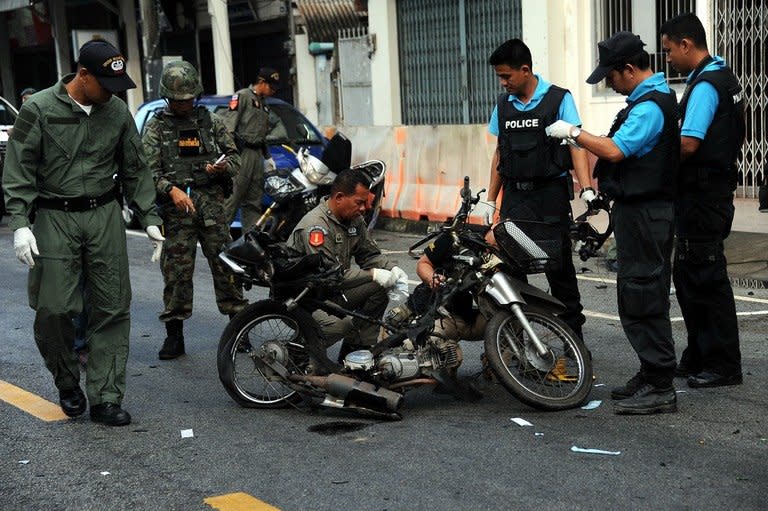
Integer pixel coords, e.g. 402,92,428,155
217,177,593,418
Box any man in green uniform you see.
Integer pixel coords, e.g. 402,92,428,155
2,40,163,426
223,67,279,232
287,168,408,361
143,61,247,360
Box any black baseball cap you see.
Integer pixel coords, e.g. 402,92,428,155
77,40,137,92
587,31,646,84
257,67,281,87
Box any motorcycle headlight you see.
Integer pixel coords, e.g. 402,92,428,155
265,173,302,201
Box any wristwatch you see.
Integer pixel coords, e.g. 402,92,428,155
570,126,582,139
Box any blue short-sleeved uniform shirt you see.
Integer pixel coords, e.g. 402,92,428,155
612,72,669,158
487,75,582,136
680,56,725,140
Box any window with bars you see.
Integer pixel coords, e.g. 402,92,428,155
594,0,695,86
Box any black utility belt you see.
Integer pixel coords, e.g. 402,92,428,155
36,190,116,212
505,176,564,191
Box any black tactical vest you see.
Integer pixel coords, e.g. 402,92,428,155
158,106,219,186
594,89,680,201
679,59,745,191
496,85,572,181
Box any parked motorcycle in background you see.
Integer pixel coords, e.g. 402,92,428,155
216,177,593,418
254,132,386,240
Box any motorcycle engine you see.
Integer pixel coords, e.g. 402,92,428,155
377,351,420,381
376,340,461,382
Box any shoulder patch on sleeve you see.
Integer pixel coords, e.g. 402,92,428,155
228,94,239,111
308,225,328,247
10,107,39,143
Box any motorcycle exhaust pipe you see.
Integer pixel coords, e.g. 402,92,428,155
290,373,403,413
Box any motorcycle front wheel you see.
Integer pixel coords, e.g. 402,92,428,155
217,300,322,408
484,305,592,410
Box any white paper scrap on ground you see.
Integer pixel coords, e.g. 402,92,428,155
581,400,602,410
571,446,621,456
18,460,29,465
510,417,533,427
593,383,606,387
676,390,687,394
100,471,110,476
534,432,544,436
180,429,194,438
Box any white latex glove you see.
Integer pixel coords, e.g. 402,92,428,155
545,120,576,140
391,266,409,286
474,199,497,226
371,268,397,289
146,225,165,263
13,227,39,267
580,187,597,207
264,157,276,173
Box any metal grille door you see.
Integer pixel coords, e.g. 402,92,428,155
713,0,767,197
397,0,522,125
338,27,373,126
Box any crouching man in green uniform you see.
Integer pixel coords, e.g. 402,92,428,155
143,61,247,360
2,40,164,426
287,168,409,362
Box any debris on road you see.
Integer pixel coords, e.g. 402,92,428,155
510,417,533,427
581,400,602,410
571,446,621,456
181,429,194,438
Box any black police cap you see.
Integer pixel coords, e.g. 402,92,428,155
77,40,136,92
587,31,646,84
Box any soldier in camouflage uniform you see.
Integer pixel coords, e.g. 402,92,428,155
288,168,409,361
142,61,247,360
2,40,163,426
223,67,279,231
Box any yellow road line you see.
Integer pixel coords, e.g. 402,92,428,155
204,493,281,511
0,380,68,422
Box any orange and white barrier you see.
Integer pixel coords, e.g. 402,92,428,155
336,125,498,223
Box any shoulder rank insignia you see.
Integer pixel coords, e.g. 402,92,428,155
348,227,358,236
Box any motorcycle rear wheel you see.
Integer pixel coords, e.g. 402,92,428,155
217,300,322,408
484,305,592,410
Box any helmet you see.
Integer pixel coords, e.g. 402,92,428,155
298,147,334,185
158,60,203,100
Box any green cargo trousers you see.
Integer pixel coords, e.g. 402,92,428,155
28,201,131,406
225,146,264,232
312,280,389,348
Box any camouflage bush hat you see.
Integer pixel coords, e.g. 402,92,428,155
158,60,203,100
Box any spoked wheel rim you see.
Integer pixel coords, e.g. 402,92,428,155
230,313,311,405
492,312,587,401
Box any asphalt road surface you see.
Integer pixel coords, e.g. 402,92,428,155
1,220,766,510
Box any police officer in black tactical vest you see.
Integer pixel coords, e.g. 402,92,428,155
547,31,680,415
660,13,745,388
476,38,594,341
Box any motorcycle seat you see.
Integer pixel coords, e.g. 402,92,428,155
273,253,325,279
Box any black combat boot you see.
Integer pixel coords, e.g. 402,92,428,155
159,319,185,360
